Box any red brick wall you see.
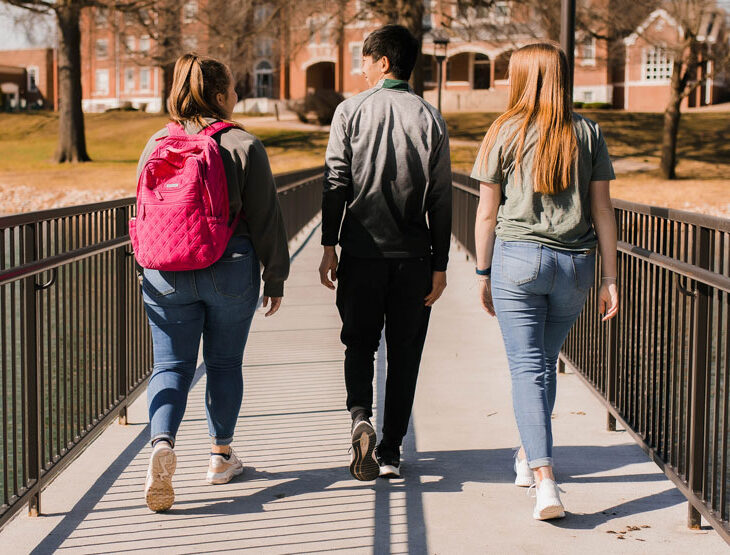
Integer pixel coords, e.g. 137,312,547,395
0,48,55,109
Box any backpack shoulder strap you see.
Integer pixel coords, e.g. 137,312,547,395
166,122,186,136
200,121,236,137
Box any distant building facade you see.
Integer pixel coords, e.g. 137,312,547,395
0,47,55,110
73,1,730,113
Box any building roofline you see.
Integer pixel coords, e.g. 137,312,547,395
624,9,679,46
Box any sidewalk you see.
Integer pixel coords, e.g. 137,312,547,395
0,233,725,553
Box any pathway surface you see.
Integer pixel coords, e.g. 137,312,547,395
0,229,725,553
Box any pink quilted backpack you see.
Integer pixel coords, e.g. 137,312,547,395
129,121,241,270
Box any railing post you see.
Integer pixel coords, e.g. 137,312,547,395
687,226,711,529
116,207,128,425
605,209,621,431
22,223,41,516
605,315,618,431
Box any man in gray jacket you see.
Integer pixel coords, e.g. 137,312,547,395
319,25,452,481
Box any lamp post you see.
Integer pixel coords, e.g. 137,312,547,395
433,31,450,113
560,0,576,103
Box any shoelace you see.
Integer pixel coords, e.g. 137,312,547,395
527,482,566,497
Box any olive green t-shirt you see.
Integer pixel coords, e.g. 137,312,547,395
470,113,615,251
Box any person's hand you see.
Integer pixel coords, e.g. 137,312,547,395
262,296,282,317
319,246,338,290
479,278,495,316
425,271,447,307
598,281,619,321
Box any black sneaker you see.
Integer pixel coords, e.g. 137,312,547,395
375,443,401,479
349,417,379,481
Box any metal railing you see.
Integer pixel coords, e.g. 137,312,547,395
0,166,324,528
450,171,730,543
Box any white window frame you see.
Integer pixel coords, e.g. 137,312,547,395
95,69,109,96
642,46,673,82
255,37,274,58
579,36,596,67
125,35,136,53
254,5,273,25
95,39,109,60
183,1,198,24
350,42,363,74
27,65,39,92
183,36,198,51
140,36,151,53
139,67,152,92
494,1,511,24
124,67,135,93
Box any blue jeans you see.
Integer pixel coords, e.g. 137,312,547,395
142,236,260,447
491,238,595,469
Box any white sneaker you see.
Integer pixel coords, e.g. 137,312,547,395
206,447,244,484
144,441,177,512
533,478,565,520
514,453,534,487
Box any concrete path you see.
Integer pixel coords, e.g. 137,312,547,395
0,229,726,553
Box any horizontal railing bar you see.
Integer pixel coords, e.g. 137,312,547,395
618,240,730,293
0,167,325,230
612,198,730,233
0,237,129,287
0,199,133,228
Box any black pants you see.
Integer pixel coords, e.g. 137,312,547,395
336,251,432,447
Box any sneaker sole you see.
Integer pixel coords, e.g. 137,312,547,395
379,464,400,479
534,504,566,520
206,465,244,485
515,476,535,487
145,447,176,512
349,421,379,481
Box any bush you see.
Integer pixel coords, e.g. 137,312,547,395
581,102,612,110
573,101,584,108
106,101,139,112
289,89,345,125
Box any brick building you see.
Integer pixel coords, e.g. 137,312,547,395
0,47,55,110
75,1,730,113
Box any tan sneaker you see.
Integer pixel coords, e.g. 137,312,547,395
206,447,244,484
144,441,176,512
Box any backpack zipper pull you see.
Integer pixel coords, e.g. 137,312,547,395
154,189,164,201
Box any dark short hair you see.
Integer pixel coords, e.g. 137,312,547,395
362,24,419,80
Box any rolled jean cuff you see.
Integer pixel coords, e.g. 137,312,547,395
151,433,175,448
211,435,233,446
528,457,552,469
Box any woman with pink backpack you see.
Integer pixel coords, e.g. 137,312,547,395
132,53,289,512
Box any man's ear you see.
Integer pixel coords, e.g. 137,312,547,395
378,55,391,74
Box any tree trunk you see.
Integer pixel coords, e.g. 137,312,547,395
54,4,90,163
401,1,424,96
660,61,685,179
158,63,174,114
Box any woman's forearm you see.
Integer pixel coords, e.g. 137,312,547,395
590,180,618,279
475,216,497,271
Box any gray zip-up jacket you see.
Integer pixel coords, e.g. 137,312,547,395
322,79,452,271
137,118,290,297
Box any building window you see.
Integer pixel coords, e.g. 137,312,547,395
140,67,151,91
183,1,198,24
95,69,109,95
140,36,151,53
124,11,137,27
643,47,673,81
124,68,135,92
579,36,596,65
308,16,331,45
96,39,109,59
494,1,511,24
473,53,491,90
350,43,362,73
27,66,39,92
582,90,593,102
255,61,274,98
423,55,435,84
255,37,274,58
254,5,273,25
125,36,136,53
183,36,198,51
95,7,108,27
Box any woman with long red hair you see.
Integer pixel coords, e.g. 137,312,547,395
472,43,619,520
